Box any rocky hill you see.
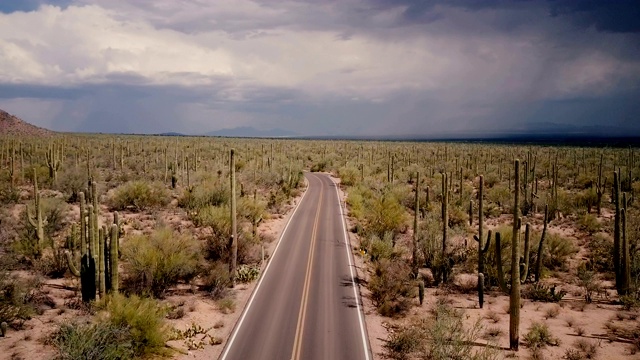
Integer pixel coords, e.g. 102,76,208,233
0,109,53,137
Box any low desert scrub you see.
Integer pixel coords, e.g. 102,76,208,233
217,298,236,314
96,293,170,357
108,180,170,211
178,180,229,210
483,326,503,340
485,310,501,323
121,227,202,297
544,305,561,319
385,302,497,360
0,271,39,328
201,261,231,300
522,283,566,303
49,321,134,360
564,339,599,360
524,322,559,349
369,258,415,317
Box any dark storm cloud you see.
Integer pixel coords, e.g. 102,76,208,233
0,0,639,137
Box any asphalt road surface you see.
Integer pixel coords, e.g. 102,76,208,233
220,172,371,360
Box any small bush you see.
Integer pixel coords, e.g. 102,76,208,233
522,283,566,303
178,180,228,210
98,293,170,357
544,233,577,271
364,191,407,241
201,261,231,300
0,271,37,327
586,234,613,273
109,181,170,211
369,258,415,317
122,228,201,297
50,321,134,360
578,213,600,234
565,339,598,360
217,298,236,314
525,322,559,349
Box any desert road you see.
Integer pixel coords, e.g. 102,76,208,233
220,173,371,360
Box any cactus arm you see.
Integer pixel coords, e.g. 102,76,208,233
65,251,81,277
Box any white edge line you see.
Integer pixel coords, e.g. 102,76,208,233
220,176,310,360
331,176,372,360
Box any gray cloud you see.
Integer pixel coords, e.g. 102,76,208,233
0,0,638,137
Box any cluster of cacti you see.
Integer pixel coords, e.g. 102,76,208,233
613,170,631,295
65,185,119,302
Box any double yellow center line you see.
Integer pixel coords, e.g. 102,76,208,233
291,177,323,360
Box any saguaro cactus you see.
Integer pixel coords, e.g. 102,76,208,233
474,176,491,307
229,149,238,286
510,159,521,351
66,192,97,302
441,172,449,284
45,142,61,183
520,223,531,283
534,205,548,283
412,172,420,278
26,169,45,258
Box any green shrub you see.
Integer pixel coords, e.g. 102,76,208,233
217,298,236,314
108,181,170,211
98,293,170,357
178,180,228,210
578,213,600,234
201,261,230,300
194,205,258,263
55,166,86,202
121,228,201,297
385,303,497,360
544,233,577,271
364,191,406,241
50,321,134,360
522,283,566,303
369,258,415,317
524,322,559,349
338,166,359,186
0,271,36,327
586,234,613,273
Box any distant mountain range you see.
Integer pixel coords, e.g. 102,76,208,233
204,126,298,138
0,109,53,137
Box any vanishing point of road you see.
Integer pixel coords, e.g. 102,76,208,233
220,173,372,360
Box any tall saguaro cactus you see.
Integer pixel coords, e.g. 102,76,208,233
534,205,548,283
510,159,521,351
45,142,61,183
441,172,449,284
27,169,45,258
412,172,420,278
473,176,491,307
613,171,622,291
229,149,238,287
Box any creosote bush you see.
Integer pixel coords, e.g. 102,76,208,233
96,293,170,358
109,180,170,211
369,258,415,317
50,321,134,360
385,302,497,360
122,227,201,297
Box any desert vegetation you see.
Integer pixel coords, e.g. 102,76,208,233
0,134,638,359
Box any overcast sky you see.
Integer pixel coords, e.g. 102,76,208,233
0,0,639,137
